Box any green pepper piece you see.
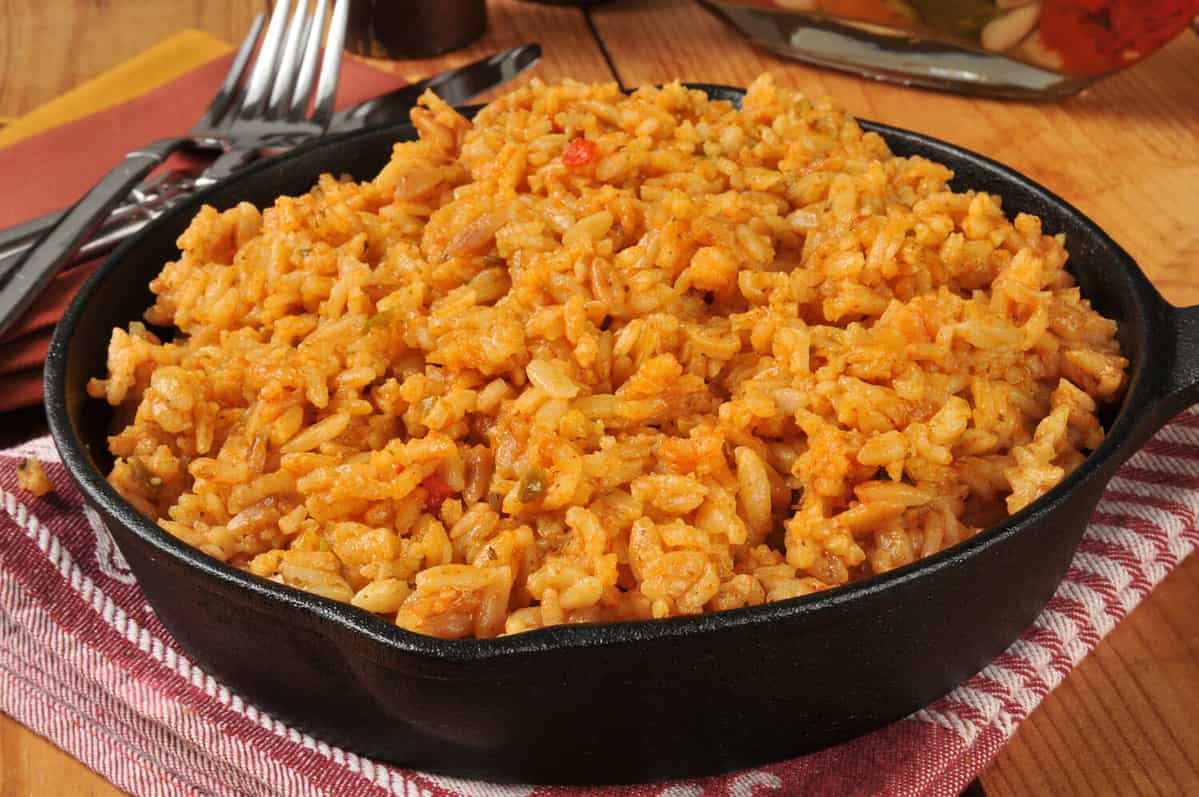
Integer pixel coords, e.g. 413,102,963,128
519,466,547,502
906,0,998,38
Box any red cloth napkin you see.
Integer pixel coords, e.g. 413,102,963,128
0,53,406,412
3,413,1198,796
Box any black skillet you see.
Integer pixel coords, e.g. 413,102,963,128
44,85,1199,785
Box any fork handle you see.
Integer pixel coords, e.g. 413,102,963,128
0,209,67,264
0,137,189,341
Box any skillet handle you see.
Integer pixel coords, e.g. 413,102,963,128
1130,303,1199,447
1154,304,1199,416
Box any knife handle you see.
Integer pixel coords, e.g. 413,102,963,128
0,137,186,340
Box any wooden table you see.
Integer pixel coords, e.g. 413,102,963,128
1,1,1197,794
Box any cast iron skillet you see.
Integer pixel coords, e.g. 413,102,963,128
45,85,1199,785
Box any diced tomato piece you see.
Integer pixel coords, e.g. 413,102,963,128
422,474,455,513
562,137,597,168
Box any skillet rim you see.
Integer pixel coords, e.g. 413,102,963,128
45,86,1164,664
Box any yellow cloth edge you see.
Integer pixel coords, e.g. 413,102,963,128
0,30,232,148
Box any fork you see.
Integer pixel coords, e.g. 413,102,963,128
0,0,349,341
194,0,349,186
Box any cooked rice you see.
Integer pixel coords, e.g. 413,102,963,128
89,75,1127,639
17,457,53,497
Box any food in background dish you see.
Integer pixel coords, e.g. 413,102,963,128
91,76,1127,639
743,0,1199,75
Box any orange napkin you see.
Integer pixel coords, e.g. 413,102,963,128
0,31,405,412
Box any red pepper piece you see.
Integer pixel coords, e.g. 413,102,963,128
562,137,597,168
422,474,455,514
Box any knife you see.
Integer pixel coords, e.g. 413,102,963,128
0,43,541,276
331,43,540,131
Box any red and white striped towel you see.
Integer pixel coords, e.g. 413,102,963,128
3,411,1198,797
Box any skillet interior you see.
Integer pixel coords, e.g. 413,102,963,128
45,86,1173,782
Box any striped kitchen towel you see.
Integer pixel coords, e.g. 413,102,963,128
2,411,1197,796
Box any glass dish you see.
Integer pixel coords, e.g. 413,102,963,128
700,0,1199,98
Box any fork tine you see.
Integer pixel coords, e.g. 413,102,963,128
238,0,293,119
287,0,328,121
308,0,349,130
197,13,265,129
264,0,311,120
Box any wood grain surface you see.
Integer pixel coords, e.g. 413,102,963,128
0,712,125,797
1,1,1198,795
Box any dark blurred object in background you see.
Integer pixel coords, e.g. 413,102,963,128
346,0,488,59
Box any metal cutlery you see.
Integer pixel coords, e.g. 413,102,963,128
0,43,541,289
0,0,350,340
329,43,541,132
